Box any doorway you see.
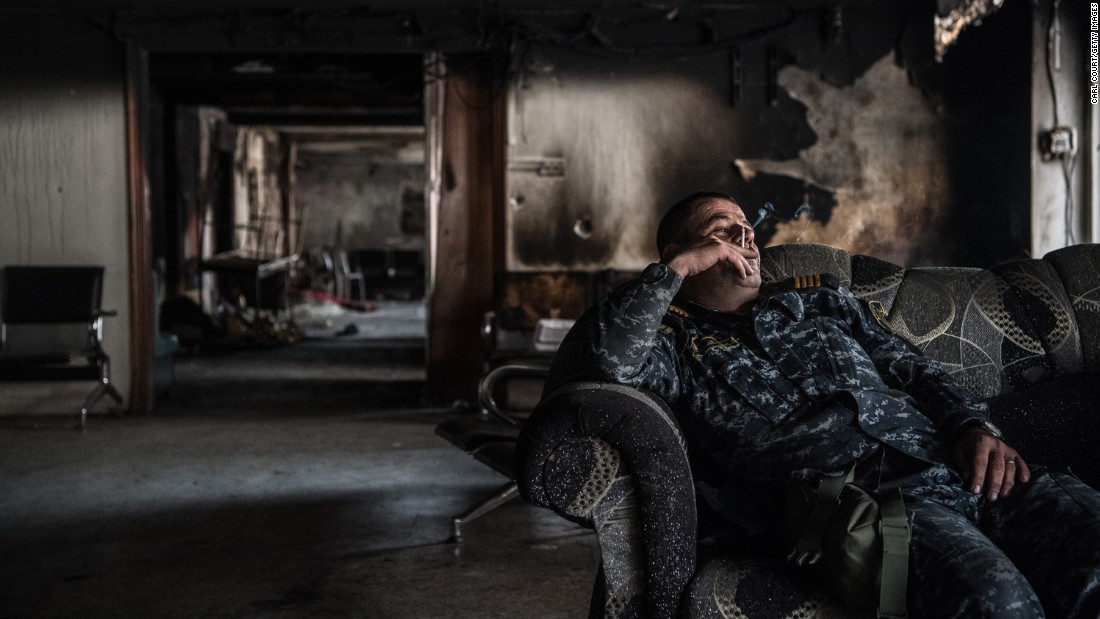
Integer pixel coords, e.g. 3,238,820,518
147,52,430,413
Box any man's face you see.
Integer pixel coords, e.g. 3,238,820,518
680,197,762,288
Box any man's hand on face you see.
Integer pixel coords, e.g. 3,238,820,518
661,232,758,280
953,429,1031,502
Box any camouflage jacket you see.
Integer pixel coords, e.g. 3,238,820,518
547,263,991,485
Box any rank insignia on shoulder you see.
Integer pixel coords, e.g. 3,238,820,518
785,273,840,290
667,304,691,318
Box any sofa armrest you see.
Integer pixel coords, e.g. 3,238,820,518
516,382,697,618
986,371,1100,487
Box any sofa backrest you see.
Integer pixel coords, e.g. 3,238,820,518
1043,244,1100,371
760,243,1090,401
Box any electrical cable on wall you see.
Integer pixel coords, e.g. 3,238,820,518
1044,0,1079,245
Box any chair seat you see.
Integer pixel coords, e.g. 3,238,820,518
435,416,520,453
472,441,517,477
0,354,99,380
0,352,74,366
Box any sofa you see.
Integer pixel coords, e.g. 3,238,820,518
515,242,1100,618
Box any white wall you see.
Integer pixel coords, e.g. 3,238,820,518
0,15,132,414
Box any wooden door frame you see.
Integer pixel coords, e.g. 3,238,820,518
424,53,507,404
125,39,155,416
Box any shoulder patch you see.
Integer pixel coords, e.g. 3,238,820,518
784,273,840,290
866,299,892,330
667,304,691,318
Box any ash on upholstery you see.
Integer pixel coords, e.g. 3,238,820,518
518,383,698,618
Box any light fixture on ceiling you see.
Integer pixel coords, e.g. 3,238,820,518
232,60,275,74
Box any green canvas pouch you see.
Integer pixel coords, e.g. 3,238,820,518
786,466,910,619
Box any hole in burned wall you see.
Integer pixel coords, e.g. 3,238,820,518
572,216,593,240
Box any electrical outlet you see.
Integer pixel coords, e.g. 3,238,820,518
1041,126,1077,160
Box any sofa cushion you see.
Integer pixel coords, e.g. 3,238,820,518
1043,244,1100,372
762,245,1065,399
685,557,866,618
884,267,1054,400
991,259,1082,376
849,253,905,314
986,371,1100,488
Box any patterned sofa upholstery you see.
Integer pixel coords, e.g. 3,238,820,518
515,242,1100,619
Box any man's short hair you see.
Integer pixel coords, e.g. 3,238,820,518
656,191,739,254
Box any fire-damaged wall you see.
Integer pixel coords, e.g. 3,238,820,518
505,45,814,273
505,11,950,274
232,127,290,259
499,2,1038,327
735,55,949,267
171,106,229,294
507,56,742,272
294,131,426,253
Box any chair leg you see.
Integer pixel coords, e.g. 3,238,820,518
80,379,124,429
449,481,519,543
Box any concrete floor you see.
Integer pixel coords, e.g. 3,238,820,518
0,334,599,618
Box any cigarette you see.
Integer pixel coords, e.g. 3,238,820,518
741,228,746,247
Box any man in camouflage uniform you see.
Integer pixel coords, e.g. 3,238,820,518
551,192,1100,618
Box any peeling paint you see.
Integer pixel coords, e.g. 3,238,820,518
735,54,949,266
934,0,1006,62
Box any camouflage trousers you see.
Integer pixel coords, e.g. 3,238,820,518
900,466,1100,618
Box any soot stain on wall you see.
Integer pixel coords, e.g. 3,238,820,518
736,54,949,266
508,70,735,270
296,141,426,252
506,45,821,272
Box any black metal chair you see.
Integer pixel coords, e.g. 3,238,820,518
434,312,575,541
0,266,123,428
434,361,550,542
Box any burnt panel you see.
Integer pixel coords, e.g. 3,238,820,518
500,272,590,331
505,44,818,272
